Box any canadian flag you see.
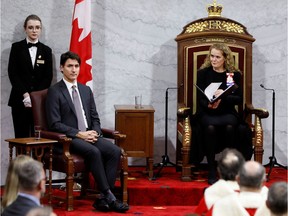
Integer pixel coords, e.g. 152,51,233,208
70,0,93,88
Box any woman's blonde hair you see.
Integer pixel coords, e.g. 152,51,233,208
1,155,34,209
200,43,239,72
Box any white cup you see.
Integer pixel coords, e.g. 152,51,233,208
135,95,142,109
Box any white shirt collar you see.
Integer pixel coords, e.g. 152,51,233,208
63,78,77,89
26,38,39,44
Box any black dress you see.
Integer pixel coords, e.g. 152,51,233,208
190,66,243,171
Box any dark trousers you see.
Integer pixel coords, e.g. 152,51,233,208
70,137,121,193
11,106,34,138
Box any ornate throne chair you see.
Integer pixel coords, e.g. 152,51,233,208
175,1,269,181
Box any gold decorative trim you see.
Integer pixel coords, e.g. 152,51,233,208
254,116,263,147
183,117,191,147
194,38,236,44
185,20,244,34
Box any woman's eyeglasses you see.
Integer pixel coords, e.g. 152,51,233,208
27,26,41,31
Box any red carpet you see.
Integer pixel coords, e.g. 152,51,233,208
121,167,206,206
1,166,287,215
121,166,287,206
51,166,287,215
53,203,197,216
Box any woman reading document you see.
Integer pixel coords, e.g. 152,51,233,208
194,43,243,184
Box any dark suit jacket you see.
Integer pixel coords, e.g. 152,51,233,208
46,80,102,138
1,195,39,216
8,39,52,107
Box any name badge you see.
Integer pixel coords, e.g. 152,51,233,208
36,59,45,64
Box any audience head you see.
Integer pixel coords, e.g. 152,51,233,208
200,43,237,72
237,160,266,191
266,181,287,216
1,155,34,208
18,158,46,197
217,148,245,181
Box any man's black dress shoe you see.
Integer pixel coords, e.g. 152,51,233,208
92,198,110,212
108,200,129,213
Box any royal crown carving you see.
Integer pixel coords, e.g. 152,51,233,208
183,0,245,35
207,0,223,17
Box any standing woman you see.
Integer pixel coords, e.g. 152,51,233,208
195,43,242,184
8,14,53,138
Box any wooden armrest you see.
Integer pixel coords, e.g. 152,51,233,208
101,128,126,140
245,103,269,119
41,130,72,154
41,130,67,140
177,105,191,118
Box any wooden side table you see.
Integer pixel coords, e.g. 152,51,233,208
114,105,155,178
5,137,58,204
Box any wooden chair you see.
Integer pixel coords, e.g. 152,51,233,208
30,89,128,211
175,3,269,181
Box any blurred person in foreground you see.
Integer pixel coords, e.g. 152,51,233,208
194,148,246,215
26,206,57,216
207,160,268,216
266,181,287,216
2,158,55,216
1,155,34,211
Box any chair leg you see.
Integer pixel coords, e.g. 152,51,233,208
65,157,75,211
121,150,128,204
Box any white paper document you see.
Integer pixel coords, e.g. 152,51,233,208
194,82,238,104
204,82,222,101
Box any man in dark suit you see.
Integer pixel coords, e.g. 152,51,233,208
8,14,52,138
2,157,51,216
45,51,129,213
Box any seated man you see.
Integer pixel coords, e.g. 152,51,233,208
2,157,54,216
195,148,245,215
207,160,268,216
45,51,129,213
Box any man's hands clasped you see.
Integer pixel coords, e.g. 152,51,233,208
77,130,99,143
